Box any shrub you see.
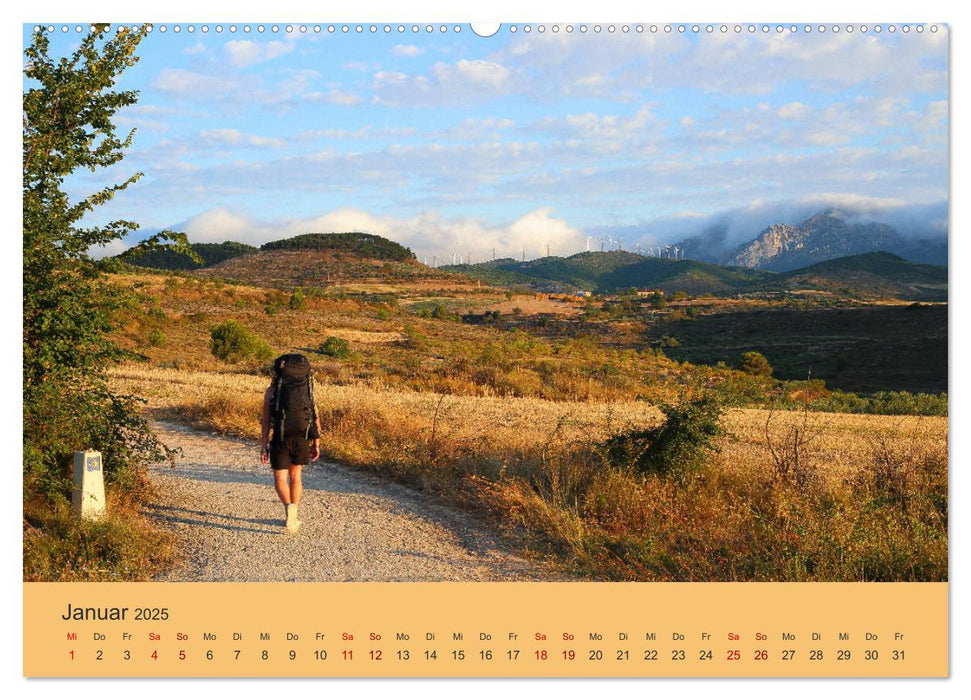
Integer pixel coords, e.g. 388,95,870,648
603,395,724,476
209,320,273,363
401,324,428,351
319,336,351,359
739,351,773,377
147,328,166,347
288,290,307,310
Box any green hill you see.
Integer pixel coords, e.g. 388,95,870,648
119,241,256,270
765,251,947,300
445,251,767,294
260,232,415,261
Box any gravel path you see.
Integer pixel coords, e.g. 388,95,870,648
146,422,556,582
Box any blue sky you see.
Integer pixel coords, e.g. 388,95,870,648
25,22,949,261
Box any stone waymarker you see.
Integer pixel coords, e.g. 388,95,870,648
72,450,106,521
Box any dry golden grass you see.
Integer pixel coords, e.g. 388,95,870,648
23,488,180,582
111,365,947,582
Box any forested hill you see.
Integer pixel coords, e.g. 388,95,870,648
260,232,415,261
119,241,256,270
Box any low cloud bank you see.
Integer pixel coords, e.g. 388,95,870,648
587,195,948,260
91,196,946,263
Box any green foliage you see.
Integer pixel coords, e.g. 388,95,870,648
603,395,724,476
319,336,351,359
260,232,415,261
401,324,428,351
120,240,255,270
23,26,192,499
416,302,461,321
288,290,307,310
739,351,773,377
147,328,166,347
450,252,766,295
804,390,948,417
209,320,273,363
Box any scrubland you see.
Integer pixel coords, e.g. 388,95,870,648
111,364,947,581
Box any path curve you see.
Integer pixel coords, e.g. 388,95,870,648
146,422,558,582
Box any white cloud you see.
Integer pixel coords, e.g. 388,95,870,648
175,207,584,262
224,40,294,68
305,89,363,106
88,238,131,260
152,69,238,99
493,28,947,99
391,44,424,57
440,59,511,88
198,129,287,149
372,59,516,106
777,102,809,119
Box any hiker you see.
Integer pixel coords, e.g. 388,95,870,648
260,354,322,533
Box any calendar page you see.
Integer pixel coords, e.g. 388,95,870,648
21,16,949,681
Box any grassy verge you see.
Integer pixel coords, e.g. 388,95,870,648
23,489,179,581
113,365,947,582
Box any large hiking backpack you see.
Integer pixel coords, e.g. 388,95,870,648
270,354,319,440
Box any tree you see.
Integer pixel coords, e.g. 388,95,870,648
23,26,196,496
738,351,773,377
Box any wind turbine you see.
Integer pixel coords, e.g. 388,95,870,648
665,245,671,259
617,236,624,251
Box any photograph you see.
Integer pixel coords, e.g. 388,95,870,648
23,20,948,591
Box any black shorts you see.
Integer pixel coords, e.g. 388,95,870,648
269,436,311,470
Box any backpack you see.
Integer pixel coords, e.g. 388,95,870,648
270,354,319,440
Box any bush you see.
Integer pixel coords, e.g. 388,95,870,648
401,324,428,351
210,320,273,363
739,351,773,377
319,336,351,359
289,291,307,310
603,395,724,476
147,328,166,347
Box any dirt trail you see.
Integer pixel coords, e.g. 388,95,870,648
146,422,558,582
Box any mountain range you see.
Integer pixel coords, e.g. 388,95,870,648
113,211,948,300
685,211,947,271
445,250,946,301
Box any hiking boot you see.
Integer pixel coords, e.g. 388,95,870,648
286,503,301,533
